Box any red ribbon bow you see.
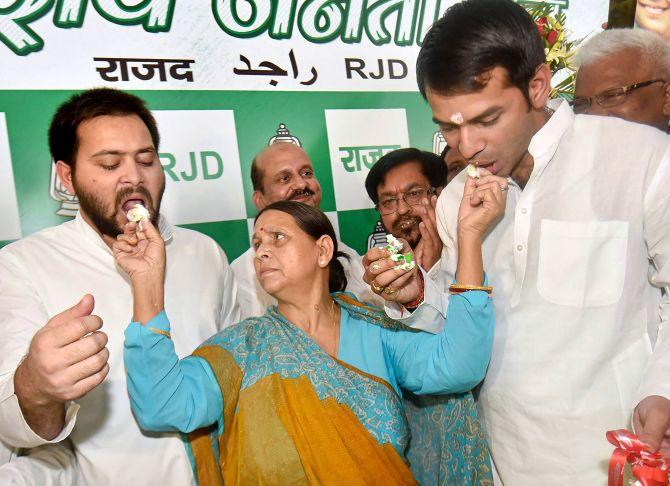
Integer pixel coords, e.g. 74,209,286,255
607,429,670,486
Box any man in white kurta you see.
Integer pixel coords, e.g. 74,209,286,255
0,215,239,485
0,442,77,485
427,101,670,483
232,142,381,318
363,1,670,483
0,88,240,485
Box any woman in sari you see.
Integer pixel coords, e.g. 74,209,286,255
114,174,507,485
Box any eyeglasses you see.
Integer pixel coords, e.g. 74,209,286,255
571,79,666,114
376,187,436,215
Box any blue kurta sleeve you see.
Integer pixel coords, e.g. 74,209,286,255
123,311,223,433
382,290,493,395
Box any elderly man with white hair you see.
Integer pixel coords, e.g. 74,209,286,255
574,28,670,132
575,28,669,349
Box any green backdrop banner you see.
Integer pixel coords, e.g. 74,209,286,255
0,1,608,260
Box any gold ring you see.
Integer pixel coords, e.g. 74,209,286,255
383,286,397,295
371,283,385,294
371,263,382,272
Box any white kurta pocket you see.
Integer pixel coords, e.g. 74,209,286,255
537,220,629,307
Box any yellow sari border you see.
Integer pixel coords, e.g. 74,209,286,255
332,356,399,398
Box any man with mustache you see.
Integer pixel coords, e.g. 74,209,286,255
231,141,381,318
574,28,670,132
364,148,448,289
0,88,239,485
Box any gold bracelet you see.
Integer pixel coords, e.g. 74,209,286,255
147,327,172,339
449,284,493,294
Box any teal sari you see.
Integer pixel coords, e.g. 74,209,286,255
180,293,492,485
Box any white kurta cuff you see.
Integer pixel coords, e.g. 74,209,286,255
383,267,448,334
0,443,78,486
0,369,79,448
426,259,441,281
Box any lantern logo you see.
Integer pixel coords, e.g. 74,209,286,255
432,130,447,157
367,219,388,250
268,123,302,146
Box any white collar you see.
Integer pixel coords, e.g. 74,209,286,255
527,99,574,174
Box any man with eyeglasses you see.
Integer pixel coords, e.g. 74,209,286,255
574,28,670,132
364,148,448,290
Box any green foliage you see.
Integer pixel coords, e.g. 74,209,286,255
524,2,584,100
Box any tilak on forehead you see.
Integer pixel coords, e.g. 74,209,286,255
450,112,464,125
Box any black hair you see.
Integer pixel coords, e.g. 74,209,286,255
364,148,447,204
48,88,159,171
440,144,450,160
416,0,545,104
250,154,263,191
254,201,348,292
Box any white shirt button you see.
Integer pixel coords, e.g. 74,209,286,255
516,244,524,252
521,208,527,214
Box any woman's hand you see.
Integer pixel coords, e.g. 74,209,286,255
457,168,508,241
113,220,166,324
113,220,166,282
363,238,422,305
455,168,508,286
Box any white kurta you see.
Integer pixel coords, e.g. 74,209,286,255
0,442,77,486
0,213,240,485
393,102,670,484
231,241,383,319
424,258,452,293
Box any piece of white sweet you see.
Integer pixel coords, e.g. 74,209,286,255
393,260,416,271
126,204,150,231
385,234,404,254
466,164,480,179
392,252,416,271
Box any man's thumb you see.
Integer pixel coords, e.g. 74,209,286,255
142,219,161,241
47,294,95,327
638,411,667,453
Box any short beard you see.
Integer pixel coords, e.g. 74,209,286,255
391,216,421,249
73,180,164,239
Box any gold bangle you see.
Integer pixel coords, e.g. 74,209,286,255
449,284,493,294
147,327,172,339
